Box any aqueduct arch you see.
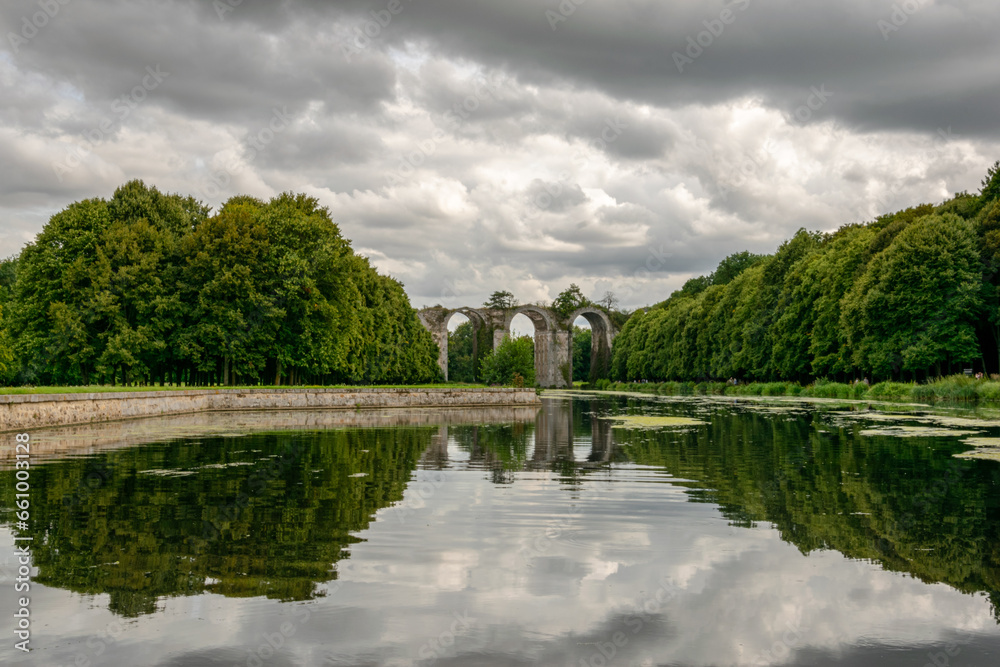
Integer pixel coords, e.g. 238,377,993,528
417,306,501,383
418,303,617,388
568,307,615,383
501,306,569,388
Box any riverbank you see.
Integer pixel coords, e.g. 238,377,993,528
0,387,540,432
590,375,1000,403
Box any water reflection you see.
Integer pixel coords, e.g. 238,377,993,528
2,429,433,617
1,395,999,666
434,400,618,482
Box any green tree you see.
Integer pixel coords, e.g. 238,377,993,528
668,275,711,302
610,308,644,381
981,160,1000,206
483,290,518,310
448,321,476,383
346,260,441,384
10,198,111,384
709,250,766,286
0,303,13,382
552,283,590,317
480,335,535,385
805,224,876,379
572,326,592,382
7,182,440,387
842,213,983,378
178,198,280,384
976,199,1000,369
0,257,18,383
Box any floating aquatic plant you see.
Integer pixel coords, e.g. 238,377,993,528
606,415,705,429
957,437,1000,461
859,426,982,438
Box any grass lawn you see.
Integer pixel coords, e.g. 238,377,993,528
0,383,489,395
587,375,1000,403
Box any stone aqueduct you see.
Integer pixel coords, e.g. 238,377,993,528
417,305,617,388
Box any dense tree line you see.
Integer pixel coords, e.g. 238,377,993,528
612,162,1000,383
0,181,440,386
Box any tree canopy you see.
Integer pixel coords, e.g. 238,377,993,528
2,181,440,386
572,325,592,382
448,320,476,383
483,290,518,310
552,283,591,317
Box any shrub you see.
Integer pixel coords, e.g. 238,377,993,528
804,382,850,398
976,381,1000,401
761,382,787,396
866,381,914,400
849,383,869,399
910,384,936,402
480,336,535,386
927,374,978,401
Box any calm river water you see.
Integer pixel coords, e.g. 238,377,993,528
2,393,1000,666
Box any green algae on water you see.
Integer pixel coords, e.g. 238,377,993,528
961,437,1000,447
606,415,706,429
957,437,1000,461
859,426,982,438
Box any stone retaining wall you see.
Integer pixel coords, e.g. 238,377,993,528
0,387,541,433
0,404,542,462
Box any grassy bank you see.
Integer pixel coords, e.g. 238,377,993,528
587,375,1000,403
0,383,488,395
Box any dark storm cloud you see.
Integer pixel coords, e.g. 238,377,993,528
253,117,388,170
1,0,396,125
5,0,996,138
251,0,1000,139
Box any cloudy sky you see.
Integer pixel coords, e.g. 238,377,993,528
1,0,998,309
